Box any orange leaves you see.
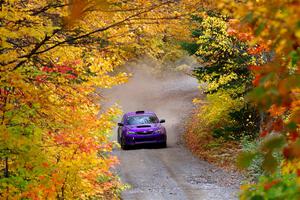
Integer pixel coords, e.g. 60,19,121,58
1,0,214,198
252,74,262,86
65,0,111,27
53,131,99,153
0,59,122,198
227,19,254,41
247,44,268,55
65,0,90,27
268,104,287,117
248,65,261,71
278,75,300,96
42,162,49,168
215,0,300,197
78,137,99,153
227,28,237,36
237,33,253,41
259,119,285,138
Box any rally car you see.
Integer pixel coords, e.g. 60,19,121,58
117,111,167,150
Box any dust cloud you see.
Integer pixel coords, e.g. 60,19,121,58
102,57,199,146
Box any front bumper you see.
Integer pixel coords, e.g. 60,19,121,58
124,133,166,146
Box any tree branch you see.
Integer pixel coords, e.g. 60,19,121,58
12,29,60,70
5,0,175,70
33,0,175,55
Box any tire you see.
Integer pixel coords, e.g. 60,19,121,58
117,133,121,144
121,137,128,150
160,141,167,148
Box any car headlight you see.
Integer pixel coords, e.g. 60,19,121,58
154,129,162,134
127,131,135,134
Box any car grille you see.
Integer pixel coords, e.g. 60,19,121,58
136,131,153,135
135,137,154,142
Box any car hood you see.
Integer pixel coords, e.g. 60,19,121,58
125,123,162,132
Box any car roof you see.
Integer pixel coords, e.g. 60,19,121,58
124,111,156,117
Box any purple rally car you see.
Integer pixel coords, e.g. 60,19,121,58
117,111,167,150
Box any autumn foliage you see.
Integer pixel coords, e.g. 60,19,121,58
211,0,300,198
181,0,299,198
2,0,299,199
0,0,207,199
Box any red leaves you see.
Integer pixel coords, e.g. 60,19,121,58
283,147,292,159
35,75,47,83
66,74,77,79
263,179,280,191
57,65,74,74
0,88,10,96
42,65,75,74
252,74,262,86
42,66,55,73
260,130,269,137
282,138,300,159
272,119,284,132
248,65,261,71
297,169,300,177
41,64,77,80
288,131,299,142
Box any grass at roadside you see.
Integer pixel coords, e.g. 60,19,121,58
184,109,242,171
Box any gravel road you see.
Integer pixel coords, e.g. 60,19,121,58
104,60,242,200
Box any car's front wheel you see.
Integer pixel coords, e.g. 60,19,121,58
160,141,167,148
121,137,129,150
117,132,121,144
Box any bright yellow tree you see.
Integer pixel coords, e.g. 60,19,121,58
0,0,206,199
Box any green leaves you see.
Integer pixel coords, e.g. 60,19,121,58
260,134,286,153
240,173,300,200
254,22,266,36
261,152,277,172
238,134,285,172
237,151,257,169
186,13,265,96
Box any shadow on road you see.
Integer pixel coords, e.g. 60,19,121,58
122,143,168,150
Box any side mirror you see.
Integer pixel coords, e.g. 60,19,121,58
159,119,165,123
118,122,124,126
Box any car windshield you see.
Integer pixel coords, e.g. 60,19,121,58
126,115,158,125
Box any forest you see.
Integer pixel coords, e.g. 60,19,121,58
0,0,299,199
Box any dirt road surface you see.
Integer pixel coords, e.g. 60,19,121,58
104,60,242,200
